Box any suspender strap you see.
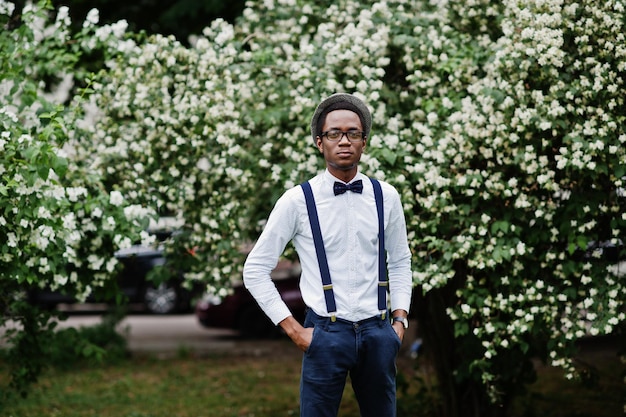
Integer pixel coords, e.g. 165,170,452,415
301,178,387,321
370,178,388,317
301,181,337,320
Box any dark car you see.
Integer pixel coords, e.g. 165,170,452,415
195,261,306,338
28,241,200,314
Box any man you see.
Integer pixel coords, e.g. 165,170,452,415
243,93,413,417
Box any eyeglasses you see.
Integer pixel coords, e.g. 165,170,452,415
321,130,365,142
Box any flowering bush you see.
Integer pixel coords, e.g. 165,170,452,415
393,0,626,410
3,0,624,413
0,0,153,398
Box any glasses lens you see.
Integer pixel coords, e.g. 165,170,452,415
326,130,342,140
347,131,362,141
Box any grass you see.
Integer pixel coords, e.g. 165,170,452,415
1,339,359,417
1,337,623,417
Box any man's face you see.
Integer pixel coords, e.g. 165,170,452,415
316,110,366,177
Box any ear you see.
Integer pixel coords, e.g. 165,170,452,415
316,136,324,153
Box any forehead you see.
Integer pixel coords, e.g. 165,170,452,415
322,110,362,129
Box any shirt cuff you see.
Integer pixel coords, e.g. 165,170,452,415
264,301,293,325
390,293,412,316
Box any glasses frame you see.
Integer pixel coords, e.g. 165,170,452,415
320,129,366,143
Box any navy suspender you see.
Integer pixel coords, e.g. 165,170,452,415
301,181,338,318
301,178,387,321
371,178,388,317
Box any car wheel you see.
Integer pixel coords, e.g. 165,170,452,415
144,282,179,314
238,304,279,339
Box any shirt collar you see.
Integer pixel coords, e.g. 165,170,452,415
324,169,364,185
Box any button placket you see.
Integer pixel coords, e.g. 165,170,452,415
346,192,358,312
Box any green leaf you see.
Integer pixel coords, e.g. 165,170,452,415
23,146,40,162
381,148,397,165
52,155,69,177
454,321,469,337
37,163,50,180
519,341,530,354
490,220,509,234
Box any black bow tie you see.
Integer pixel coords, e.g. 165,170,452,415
333,180,363,196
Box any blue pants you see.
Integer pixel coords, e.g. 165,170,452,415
300,310,401,417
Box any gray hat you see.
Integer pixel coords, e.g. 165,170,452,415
310,93,371,145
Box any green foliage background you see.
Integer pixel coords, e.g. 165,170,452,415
1,0,624,415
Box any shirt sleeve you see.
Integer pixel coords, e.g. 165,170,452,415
243,190,299,325
384,184,413,314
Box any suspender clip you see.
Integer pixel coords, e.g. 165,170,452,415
330,314,336,322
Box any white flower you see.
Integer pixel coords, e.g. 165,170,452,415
105,257,118,273
109,20,129,38
103,216,116,231
109,190,124,206
87,254,105,270
56,6,70,26
32,225,55,250
67,187,88,202
7,232,18,248
0,1,15,15
37,206,52,219
83,8,99,27
123,204,153,220
54,274,68,286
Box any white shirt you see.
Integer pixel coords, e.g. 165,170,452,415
243,170,412,324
